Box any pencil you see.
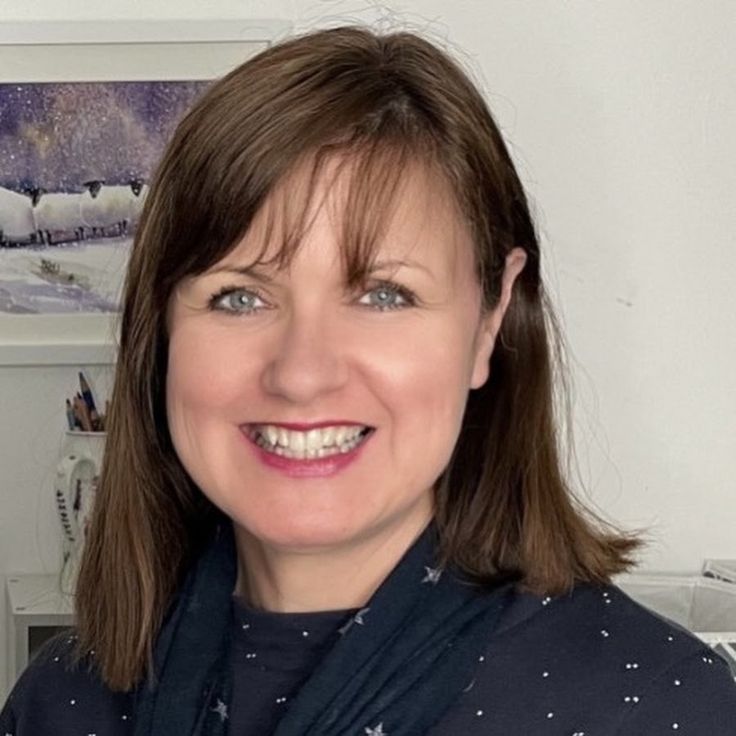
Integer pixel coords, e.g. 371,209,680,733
65,399,75,430
74,394,93,432
78,371,98,413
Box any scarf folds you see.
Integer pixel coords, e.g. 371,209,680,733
134,517,513,736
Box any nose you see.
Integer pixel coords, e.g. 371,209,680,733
260,309,350,405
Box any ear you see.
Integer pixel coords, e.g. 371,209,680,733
470,247,528,389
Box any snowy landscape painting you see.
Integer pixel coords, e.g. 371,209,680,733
0,79,210,315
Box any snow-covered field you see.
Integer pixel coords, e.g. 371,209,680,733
0,237,130,314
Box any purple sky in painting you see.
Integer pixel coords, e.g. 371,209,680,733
0,80,210,193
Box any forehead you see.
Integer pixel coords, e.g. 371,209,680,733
217,151,475,280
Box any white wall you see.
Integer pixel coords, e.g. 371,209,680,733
1,0,734,699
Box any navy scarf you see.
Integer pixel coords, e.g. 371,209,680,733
134,517,513,736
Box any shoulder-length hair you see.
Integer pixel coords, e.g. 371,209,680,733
73,25,640,691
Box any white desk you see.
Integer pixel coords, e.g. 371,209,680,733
5,574,75,686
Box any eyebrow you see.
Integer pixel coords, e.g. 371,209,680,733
209,258,436,282
369,259,435,281
208,263,274,281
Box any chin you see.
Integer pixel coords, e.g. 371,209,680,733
232,510,373,553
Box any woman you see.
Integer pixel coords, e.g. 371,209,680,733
3,25,735,736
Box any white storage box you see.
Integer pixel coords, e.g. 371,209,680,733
703,559,736,584
615,573,736,675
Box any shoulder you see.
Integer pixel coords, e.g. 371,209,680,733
495,582,727,667
433,582,736,734
0,630,134,735
613,644,736,734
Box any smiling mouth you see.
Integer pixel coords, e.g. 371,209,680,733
245,425,375,461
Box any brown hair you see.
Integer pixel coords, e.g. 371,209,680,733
73,25,640,691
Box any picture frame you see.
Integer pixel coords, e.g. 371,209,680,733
0,18,290,366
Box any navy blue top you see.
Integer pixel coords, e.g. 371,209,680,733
3,583,736,734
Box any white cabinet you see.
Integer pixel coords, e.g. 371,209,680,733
5,574,75,686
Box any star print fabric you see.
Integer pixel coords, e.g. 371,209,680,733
423,585,736,734
228,599,358,733
0,632,135,734
3,529,736,735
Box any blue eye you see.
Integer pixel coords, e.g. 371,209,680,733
208,281,416,316
359,282,415,311
209,287,266,314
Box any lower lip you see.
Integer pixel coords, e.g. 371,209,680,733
242,429,373,478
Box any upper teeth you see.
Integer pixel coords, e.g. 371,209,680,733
256,425,367,451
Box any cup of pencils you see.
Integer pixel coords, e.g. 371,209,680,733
66,371,107,433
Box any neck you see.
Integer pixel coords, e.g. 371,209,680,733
232,512,434,613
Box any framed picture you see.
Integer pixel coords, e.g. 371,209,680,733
0,19,290,366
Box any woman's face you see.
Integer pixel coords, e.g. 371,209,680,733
166,159,523,554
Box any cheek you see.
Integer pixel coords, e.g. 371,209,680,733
166,326,256,419
165,327,260,499
373,322,475,457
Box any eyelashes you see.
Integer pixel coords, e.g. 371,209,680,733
207,280,417,316
359,281,416,311
208,286,267,315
